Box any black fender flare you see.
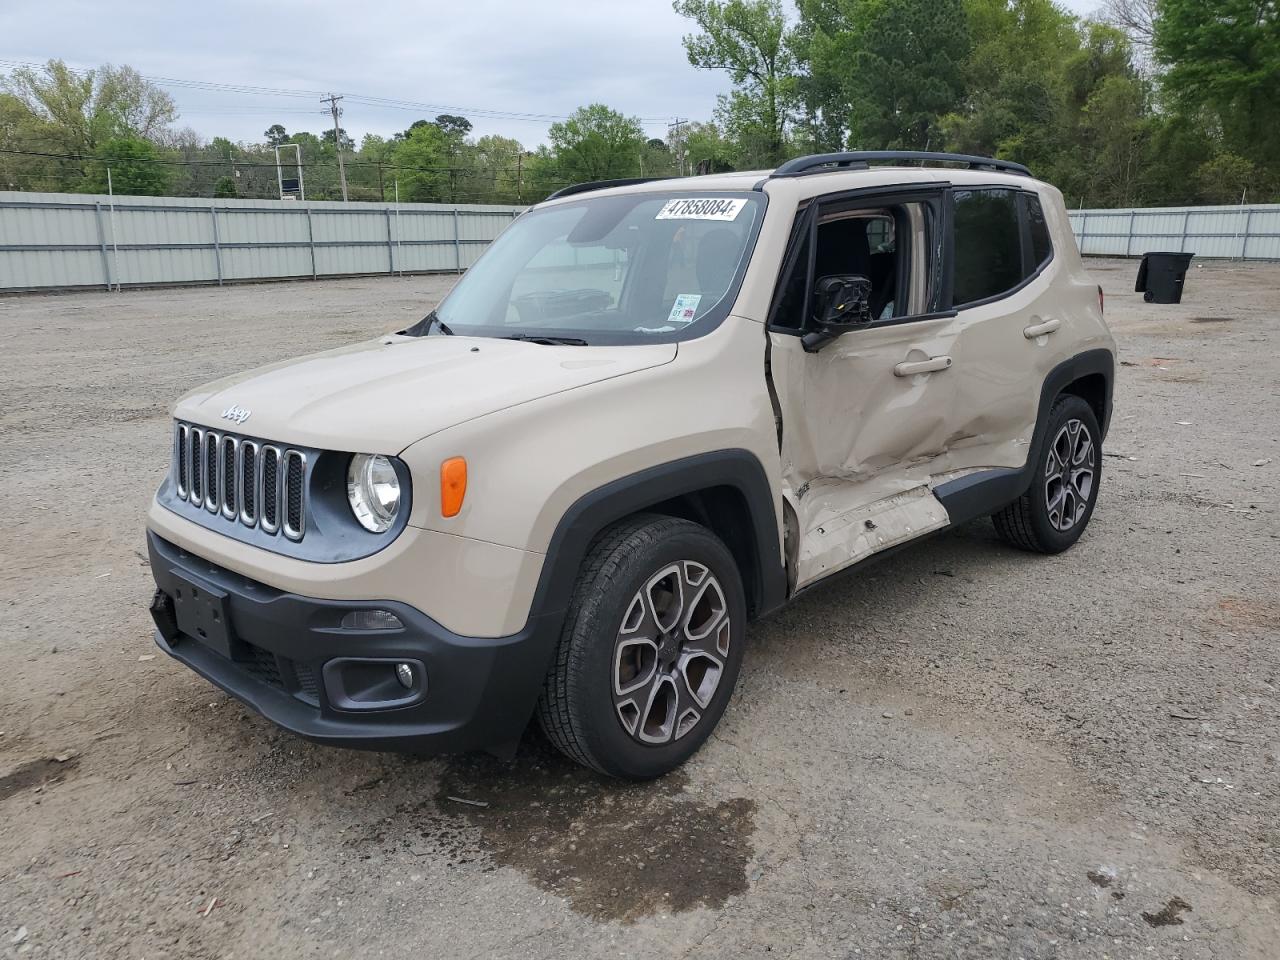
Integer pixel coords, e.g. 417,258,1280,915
528,449,787,627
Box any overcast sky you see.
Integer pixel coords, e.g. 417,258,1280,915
7,0,1101,148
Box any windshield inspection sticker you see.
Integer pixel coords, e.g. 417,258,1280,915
668,293,702,326
656,198,747,221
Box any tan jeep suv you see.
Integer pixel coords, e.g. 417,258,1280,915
147,151,1115,779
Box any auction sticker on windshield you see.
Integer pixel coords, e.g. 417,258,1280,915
656,198,747,221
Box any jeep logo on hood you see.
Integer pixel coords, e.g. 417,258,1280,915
220,404,252,425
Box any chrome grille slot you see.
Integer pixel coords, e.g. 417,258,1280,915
283,451,306,541
238,441,258,526
203,431,219,512
260,446,281,533
220,435,238,519
169,422,307,543
175,424,189,497
189,427,204,504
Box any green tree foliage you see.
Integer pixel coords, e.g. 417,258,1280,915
84,135,171,195
1155,0,1280,168
1,60,176,156
434,114,473,139
546,104,646,182
675,0,796,166
683,121,736,173
213,175,237,198
799,0,971,150
391,121,451,202
264,124,290,146
1195,152,1258,205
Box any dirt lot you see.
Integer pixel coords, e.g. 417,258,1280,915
1,259,1278,959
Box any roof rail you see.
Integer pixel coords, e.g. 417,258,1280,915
544,177,667,201
771,151,1032,178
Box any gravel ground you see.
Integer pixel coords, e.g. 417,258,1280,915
1,260,1278,959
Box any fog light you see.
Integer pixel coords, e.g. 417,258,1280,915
395,662,415,689
340,609,403,631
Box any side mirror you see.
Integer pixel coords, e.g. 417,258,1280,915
802,274,873,352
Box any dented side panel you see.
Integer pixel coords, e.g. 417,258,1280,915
771,180,1114,592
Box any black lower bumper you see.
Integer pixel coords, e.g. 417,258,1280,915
147,531,559,754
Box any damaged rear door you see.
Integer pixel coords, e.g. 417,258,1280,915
767,184,964,589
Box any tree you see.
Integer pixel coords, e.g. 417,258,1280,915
1100,0,1158,71
675,0,796,165
1079,73,1149,207
213,175,237,198
800,0,970,151
1,60,176,156
434,114,473,138
264,124,290,146
1155,0,1280,167
391,122,450,202
1196,152,1258,204
321,126,354,152
547,104,646,182
684,121,736,173
456,134,524,203
84,135,171,195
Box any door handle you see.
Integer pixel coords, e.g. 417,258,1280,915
894,355,952,377
1023,317,1061,339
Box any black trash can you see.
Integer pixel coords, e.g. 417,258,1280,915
1135,252,1194,304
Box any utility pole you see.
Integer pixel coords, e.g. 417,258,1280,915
323,93,349,201
668,118,689,177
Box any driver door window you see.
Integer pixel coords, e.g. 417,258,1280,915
770,198,940,331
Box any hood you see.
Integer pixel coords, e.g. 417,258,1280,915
174,334,677,453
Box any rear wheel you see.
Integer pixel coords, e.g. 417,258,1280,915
993,394,1101,554
536,514,746,779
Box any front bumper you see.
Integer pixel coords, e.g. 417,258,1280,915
147,532,559,754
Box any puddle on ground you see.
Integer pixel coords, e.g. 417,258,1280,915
415,739,757,923
0,756,79,803
1142,896,1193,927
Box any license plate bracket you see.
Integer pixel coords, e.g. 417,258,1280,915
170,570,235,659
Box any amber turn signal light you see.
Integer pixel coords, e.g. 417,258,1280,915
440,457,467,518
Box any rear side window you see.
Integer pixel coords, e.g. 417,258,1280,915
952,188,1023,306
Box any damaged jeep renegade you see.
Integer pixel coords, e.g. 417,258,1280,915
147,152,1115,779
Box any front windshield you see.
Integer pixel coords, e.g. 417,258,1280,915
414,191,765,344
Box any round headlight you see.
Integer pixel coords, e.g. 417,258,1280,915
347,454,401,533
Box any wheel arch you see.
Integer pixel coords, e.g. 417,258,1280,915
529,450,787,626
934,348,1114,526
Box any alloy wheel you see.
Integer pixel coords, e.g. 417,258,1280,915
612,561,731,745
1044,418,1095,532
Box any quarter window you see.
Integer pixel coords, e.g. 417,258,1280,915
1025,194,1053,268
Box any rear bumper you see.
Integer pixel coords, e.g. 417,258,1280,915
147,531,559,754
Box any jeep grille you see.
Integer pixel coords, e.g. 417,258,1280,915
172,422,306,541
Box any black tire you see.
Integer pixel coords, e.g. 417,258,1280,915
535,514,747,780
993,394,1102,554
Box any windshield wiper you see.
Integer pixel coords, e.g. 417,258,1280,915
501,334,589,346
402,310,453,337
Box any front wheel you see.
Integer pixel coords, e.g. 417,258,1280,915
993,394,1102,554
536,514,747,779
